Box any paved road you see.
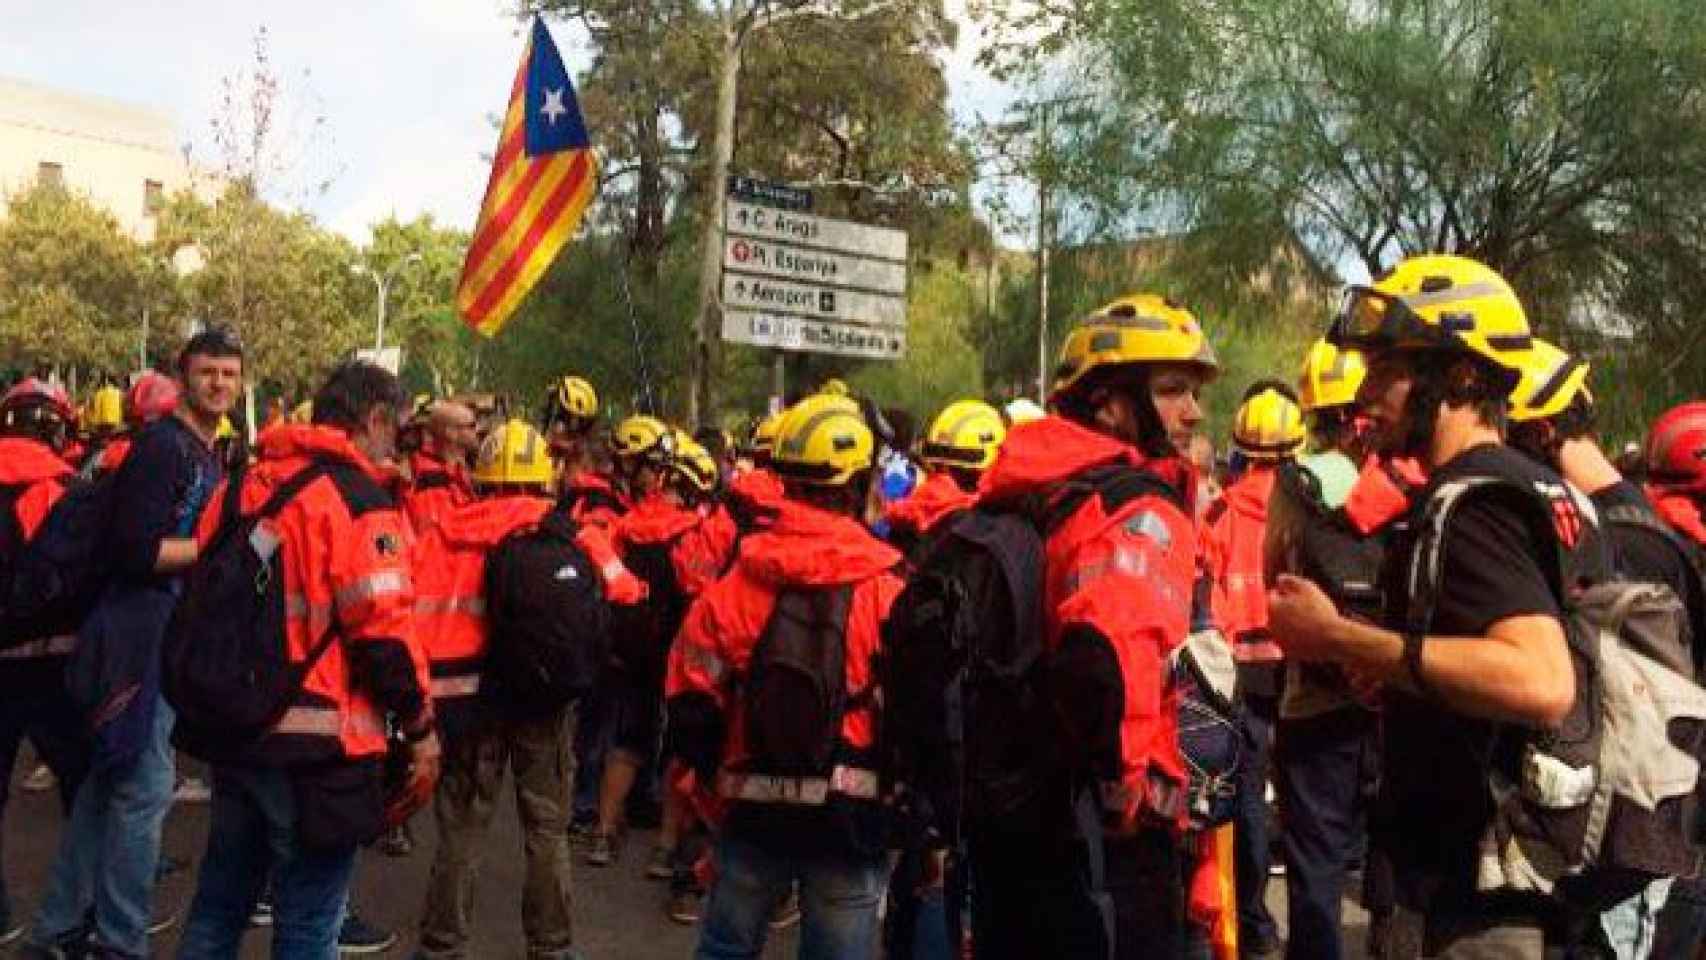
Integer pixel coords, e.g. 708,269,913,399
3,757,1371,958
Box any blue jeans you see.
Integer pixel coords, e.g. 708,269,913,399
1234,693,1279,954
1274,707,1376,960
30,696,175,958
697,831,885,960
176,766,356,960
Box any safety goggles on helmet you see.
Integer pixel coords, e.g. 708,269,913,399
1331,284,1532,356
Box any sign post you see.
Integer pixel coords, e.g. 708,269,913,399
719,194,909,391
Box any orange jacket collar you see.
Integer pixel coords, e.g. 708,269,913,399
622,492,702,545
257,424,389,483
1650,488,1706,546
739,498,900,588
0,437,73,485
980,415,1196,511
886,470,975,535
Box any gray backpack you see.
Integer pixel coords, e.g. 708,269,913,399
1406,476,1706,896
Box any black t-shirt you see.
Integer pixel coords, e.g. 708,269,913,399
1378,444,1568,911
1593,480,1706,675
109,416,221,589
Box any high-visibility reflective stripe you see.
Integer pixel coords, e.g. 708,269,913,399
717,765,880,805
284,595,333,626
429,675,482,698
683,644,727,684
599,559,630,584
335,570,409,610
413,596,485,617
1062,544,1151,599
273,706,387,740
0,634,76,659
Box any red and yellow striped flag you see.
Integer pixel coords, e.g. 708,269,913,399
456,18,597,336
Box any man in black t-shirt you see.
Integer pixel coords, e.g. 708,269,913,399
1506,341,1706,958
1267,254,1575,960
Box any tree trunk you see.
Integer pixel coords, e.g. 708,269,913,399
690,4,743,426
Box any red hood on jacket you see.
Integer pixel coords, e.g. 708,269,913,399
979,416,1196,510
886,470,975,535
738,498,901,588
1221,466,1277,520
729,467,784,505
1649,487,1706,546
257,424,390,483
621,492,702,546
431,494,551,550
1343,455,1427,535
0,437,73,485
567,469,624,499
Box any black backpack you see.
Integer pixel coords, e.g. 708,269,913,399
163,461,339,763
610,535,689,683
482,510,610,713
742,585,859,785
2,472,117,647
1406,474,1706,898
882,507,1052,842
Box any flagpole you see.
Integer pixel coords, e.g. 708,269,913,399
614,236,657,417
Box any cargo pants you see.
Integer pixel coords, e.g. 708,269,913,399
418,703,579,960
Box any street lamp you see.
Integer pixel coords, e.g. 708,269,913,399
351,252,423,352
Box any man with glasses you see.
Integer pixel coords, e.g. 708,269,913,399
1267,255,1577,959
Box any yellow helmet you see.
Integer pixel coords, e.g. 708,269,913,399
818,378,851,398
473,418,554,486
921,400,1006,472
215,415,238,441
1297,339,1367,413
611,414,673,463
749,411,784,457
1508,338,1591,424
1052,294,1219,400
669,432,720,494
1332,254,1532,380
1233,383,1306,460
547,375,598,425
85,386,124,430
771,393,873,487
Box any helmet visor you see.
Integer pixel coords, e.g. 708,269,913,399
1330,287,1451,353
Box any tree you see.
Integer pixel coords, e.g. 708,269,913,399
974,0,1706,421
362,215,477,398
0,183,173,379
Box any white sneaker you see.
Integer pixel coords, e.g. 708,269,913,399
173,776,212,804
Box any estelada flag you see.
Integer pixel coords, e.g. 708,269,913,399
456,18,597,336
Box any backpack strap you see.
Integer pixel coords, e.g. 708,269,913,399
1604,503,1706,578
1404,476,1570,636
1043,463,1186,535
413,471,453,492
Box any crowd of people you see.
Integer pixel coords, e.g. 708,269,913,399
0,251,1704,960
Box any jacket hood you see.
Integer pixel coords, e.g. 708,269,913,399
1222,467,1276,521
621,492,702,546
1650,488,1706,547
0,437,72,485
257,424,390,483
979,415,1196,510
886,470,975,535
1343,455,1427,535
568,469,623,499
739,498,900,587
432,494,551,549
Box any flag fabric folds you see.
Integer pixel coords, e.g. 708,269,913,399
456,17,597,337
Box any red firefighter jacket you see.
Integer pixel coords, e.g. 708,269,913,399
666,497,903,807
1201,467,1282,663
560,470,629,530
0,438,75,660
195,425,432,764
411,493,552,701
885,470,976,540
978,415,1197,831
1649,487,1706,547
402,449,473,534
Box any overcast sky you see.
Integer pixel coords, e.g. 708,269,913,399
1,0,1020,243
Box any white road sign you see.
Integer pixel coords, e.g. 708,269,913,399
723,236,907,296
723,309,905,360
722,273,906,329
725,201,907,261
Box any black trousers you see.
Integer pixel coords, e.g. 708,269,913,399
1274,706,1377,960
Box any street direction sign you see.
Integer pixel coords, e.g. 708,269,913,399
719,197,909,359
722,273,906,328
722,309,905,360
726,175,813,211
725,201,908,262
723,235,907,296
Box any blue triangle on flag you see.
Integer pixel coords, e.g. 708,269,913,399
525,18,591,156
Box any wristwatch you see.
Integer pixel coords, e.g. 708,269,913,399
1402,630,1432,697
